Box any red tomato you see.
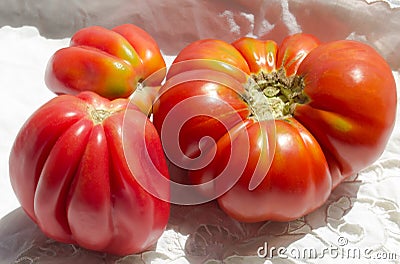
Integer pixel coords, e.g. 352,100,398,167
9,91,170,255
45,24,166,100
152,33,397,222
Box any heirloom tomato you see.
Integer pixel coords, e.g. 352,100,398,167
45,24,166,101
152,33,397,222
9,91,170,255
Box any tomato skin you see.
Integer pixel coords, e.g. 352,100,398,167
112,24,166,80
153,69,250,161
295,40,397,186
232,38,278,73
9,91,170,255
194,119,331,222
231,34,320,76
153,33,397,223
188,118,331,222
45,24,166,100
171,39,250,74
167,39,251,82
276,33,320,76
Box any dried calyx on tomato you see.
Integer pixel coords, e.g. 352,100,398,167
247,67,308,119
152,33,397,222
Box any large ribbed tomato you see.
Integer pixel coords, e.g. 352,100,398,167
152,33,397,222
9,91,170,255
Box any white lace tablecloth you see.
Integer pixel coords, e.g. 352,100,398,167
0,1,399,263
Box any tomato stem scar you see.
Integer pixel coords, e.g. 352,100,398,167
246,68,309,120
89,108,113,124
